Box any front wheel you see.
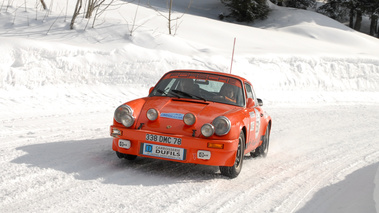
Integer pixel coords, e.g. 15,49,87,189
220,131,245,178
116,152,137,160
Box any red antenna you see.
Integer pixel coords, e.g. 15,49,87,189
230,37,236,74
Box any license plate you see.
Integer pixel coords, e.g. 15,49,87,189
141,143,186,161
145,133,182,145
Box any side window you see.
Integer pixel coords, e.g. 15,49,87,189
245,83,254,100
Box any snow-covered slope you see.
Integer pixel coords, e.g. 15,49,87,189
0,0,378,212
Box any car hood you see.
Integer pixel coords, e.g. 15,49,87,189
136,97,238,137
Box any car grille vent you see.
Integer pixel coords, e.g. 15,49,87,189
172,99,208,104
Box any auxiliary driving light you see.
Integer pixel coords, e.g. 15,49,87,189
114,105,135,127
147,108,159,121
121,114,135,127
201,123,214,137
183,113,196,126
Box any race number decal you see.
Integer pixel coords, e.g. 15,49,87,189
254,109,261,139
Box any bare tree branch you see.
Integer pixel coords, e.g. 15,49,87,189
40,0,47,10
70,0,82,29
148,0,192,35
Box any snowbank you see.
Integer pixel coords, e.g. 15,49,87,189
1,1,379,212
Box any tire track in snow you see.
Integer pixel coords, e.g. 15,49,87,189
1,105,378,212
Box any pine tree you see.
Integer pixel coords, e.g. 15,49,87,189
286,0,316,9
221,0,270,22
365,0,379,36
317,0,350,23
317,0,379,37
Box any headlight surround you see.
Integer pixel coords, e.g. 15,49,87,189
147,108,159,121
213,116,231,136
183,113,196,126
114,105,135,127
201,123,214,137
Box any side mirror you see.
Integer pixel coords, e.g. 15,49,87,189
149,87,154,95
257,98,263,106
246,98,255,108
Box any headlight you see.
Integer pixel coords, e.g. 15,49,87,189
147,108,159,121
114,105,135,127
201,123,214,137
183,113,196,126
213,116,231,136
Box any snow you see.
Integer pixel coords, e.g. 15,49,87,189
1,0,378,212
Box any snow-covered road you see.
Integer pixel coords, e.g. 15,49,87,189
1,104,378,212
1,0,379,212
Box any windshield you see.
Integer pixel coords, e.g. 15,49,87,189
149,72,244,106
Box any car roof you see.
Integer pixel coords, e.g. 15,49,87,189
168,69,251,84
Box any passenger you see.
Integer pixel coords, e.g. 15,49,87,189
178,78,195,93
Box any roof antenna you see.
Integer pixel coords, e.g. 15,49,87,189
230,37,236,74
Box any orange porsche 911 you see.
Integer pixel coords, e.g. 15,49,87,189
110,70,272,178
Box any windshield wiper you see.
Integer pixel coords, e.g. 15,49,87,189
171,90,206,101
156,89,181,98
156,89,165,95
189,94,206,101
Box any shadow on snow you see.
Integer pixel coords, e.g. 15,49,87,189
11,138,242,185
297,162,379,213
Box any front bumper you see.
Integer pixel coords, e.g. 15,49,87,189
110,125,239,166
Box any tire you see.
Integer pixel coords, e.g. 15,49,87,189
124,154,137,160
251,125,270,158
116,151,125,159
220,131,245,178
116,152,137,160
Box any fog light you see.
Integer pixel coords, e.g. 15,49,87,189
197,150,211,160
111,128,121,137
118,139,131,149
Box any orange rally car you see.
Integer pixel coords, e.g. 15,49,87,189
110,70,272,178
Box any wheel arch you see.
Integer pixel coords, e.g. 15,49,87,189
268,119,272,132
265,118,272,135
241,126,247,146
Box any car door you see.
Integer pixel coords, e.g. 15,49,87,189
244,83,261,150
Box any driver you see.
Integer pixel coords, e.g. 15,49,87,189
219,84,236,103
